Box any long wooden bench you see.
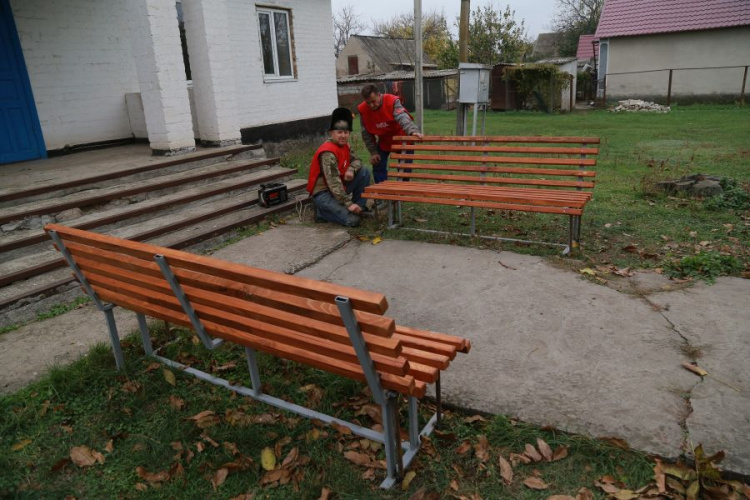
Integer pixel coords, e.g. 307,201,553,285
362,135,600,253
44,223,469,489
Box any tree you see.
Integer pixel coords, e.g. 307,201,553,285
333,4,366,57
552,0,604,57
467,4,531,64
371,10,454,69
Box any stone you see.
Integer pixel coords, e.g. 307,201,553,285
692,179,723,197
56,207,84,222
1,221,21,232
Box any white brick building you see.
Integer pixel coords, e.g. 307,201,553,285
1,0,337,164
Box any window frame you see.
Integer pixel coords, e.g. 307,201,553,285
256,6,295,81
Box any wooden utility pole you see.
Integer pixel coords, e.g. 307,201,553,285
456,0,470,135
414,0,424,131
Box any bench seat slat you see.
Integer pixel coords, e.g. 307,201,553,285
388,172,595,189
396,325,471,354
47,224,388,315
391,153,596,167
61,240,395,338
393,333,458,360
388,163,596,178
393,144,599,155
394,135,600,144
363,193,585,215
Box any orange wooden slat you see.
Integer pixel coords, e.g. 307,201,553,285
45,224,389,315
393,135,600,144
393,333,458,359
396,325,471,353
392,144,599,155
391,153,596,167
400,347,450,370
406,361,440,383
386,163,596,177
362,192,585,215
388,172,596,189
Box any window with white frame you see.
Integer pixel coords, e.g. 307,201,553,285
257,7,294,79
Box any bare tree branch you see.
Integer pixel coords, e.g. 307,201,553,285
333,4,366,56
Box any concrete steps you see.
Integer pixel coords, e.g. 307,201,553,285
0,144,310,327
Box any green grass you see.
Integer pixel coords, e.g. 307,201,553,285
36,296,92,321
286,105,750,275
1,324,657,499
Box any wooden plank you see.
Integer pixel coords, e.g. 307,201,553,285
406,361,440,383
391,153,597,167
393,333,458,359
62,240,396,337
392,144,599,155
393,135,600,144
81,268,406,372
45,224,389,315
388,172,596,189
386,163,596,177
396,325,471,353
362,193,585,215
400,347,450,370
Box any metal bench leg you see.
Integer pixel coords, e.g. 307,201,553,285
103,305,124,370
381,391,403,487
244,347,263,397
574,215,582,248
470,207,476,236
136,313,153,356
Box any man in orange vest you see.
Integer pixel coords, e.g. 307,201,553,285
307,108,372,227
358,84,423,184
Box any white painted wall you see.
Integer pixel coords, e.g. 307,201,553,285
227,0,338,129
604,26,750,98
10,0,140,150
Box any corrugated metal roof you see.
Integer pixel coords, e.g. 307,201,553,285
576,35,600,60
350,35,436,73
337,69,457,84
596,0,750,38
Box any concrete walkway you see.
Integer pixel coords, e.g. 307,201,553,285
1,221,748,476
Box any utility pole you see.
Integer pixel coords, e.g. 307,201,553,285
456,0,470,135
414,0,424,131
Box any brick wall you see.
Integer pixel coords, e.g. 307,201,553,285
10,0,140,151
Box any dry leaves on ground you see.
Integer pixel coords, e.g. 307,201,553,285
70,446,105,467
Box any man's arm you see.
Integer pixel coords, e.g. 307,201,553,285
359,115,379,155
392,98,422,136
320,151,353,206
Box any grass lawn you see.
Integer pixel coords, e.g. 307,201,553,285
2,105,749,499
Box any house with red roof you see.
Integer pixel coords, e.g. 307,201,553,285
594,0,750,102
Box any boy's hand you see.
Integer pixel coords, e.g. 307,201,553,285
370,153,381,166
344,168,354,182
348,203,362,214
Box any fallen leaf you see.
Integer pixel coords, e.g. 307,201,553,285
134,483,148,492
11,439,32,452
402,470,417,490
474,435,490,462
523,476,549,490
537,438,553,461
599,436,630,450
344,450,371,466
211,468,228,490
408,487,441,500
682,361,708,377
498,455,513,485
414,217,428,223
163,369,176,386
552,445,569,461
135,465,170,484
70,446,98,467
168,395,185,411
456,440,472,455
187,410,219,429
575,487,594,500
622,245,639,253
104,439,114,453
450,479,460,491
318,487,332,500
686,480,700,500
281,447,299,468
547,496,575,500
464,414,487,424
261,447,276,471
371,236,383,245
145,362,161,372
524,443,543,462
612,490,638,500
121,380,140,393
579,268,596,276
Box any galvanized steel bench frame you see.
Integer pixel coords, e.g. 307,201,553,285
364,135,600,254
47,226,461,489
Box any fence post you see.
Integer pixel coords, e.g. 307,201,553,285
667,69,673,106
569,74,574,112
602,74,607,107
741,66,748,104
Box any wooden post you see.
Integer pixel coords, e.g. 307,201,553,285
667,69,673,106
569,74,574,112
741,66,748,104
602,74,607,107
414,0,424,132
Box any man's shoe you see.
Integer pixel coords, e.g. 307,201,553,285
359,209,375,219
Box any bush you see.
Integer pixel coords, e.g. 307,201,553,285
664,251,743,284
703,177,750,211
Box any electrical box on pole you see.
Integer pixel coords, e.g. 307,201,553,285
458,63,491,136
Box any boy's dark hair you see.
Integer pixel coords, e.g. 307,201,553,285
360,84,381,99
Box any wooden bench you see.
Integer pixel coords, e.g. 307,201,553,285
362,135,600,253
45,223,469,489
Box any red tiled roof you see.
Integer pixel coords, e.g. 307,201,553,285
595,0,750,38
576,35,600,60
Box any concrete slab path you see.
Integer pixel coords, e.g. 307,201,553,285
1,222,747,476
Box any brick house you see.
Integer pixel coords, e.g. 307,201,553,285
0,0,338,165
595,0,750,102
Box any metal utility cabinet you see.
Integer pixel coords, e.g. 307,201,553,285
458,63,491,135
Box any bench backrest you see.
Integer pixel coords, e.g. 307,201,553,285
390,135,599,190
45,224,439,398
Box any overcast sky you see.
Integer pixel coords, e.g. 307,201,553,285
330,0,560,41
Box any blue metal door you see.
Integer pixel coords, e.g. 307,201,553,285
0,0,46,164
